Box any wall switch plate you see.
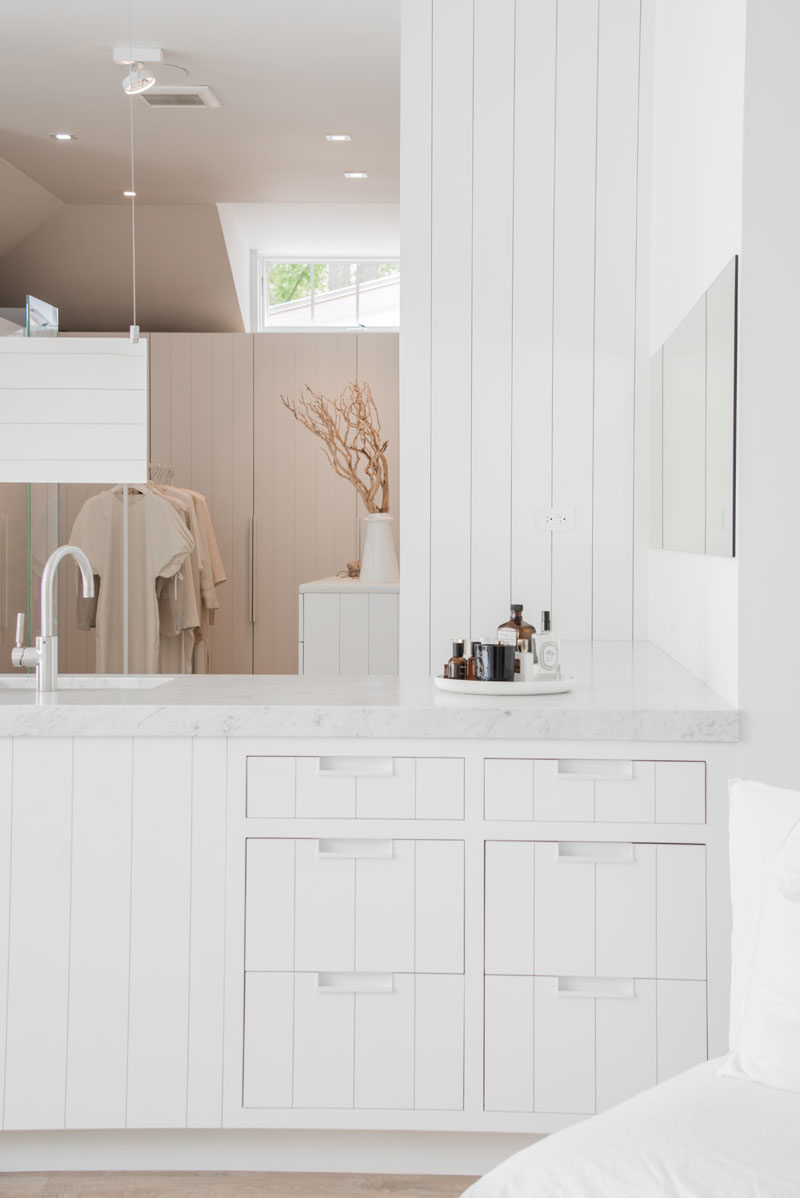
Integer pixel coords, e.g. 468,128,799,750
536,507,576,531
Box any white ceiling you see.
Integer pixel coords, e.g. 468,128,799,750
0,0,399,205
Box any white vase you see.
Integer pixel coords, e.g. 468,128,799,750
360,513,400,583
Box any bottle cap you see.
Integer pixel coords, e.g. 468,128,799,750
451,640,465,656
511,604,523,614
540,610,551,632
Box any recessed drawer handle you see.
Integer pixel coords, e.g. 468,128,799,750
557,841,635,864
317,756,395,777
316,838,394,860
556,759,634,781
557,977,635,1000
316,972,394,994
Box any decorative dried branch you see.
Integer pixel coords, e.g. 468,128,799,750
282,379,390,514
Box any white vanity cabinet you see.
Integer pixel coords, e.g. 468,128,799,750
0,725,735,1141
299,578,399,675
224,737,733,1135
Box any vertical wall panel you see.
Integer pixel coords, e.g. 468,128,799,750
551,0,599,640
66,739,132,1129
398,0,433,674
0,740,12,1124
593,0,641,637
511,0,558,617
4,739,73,1130
187,738,227,1127
429,0,474,663
470,0,516,635
126,739,192,1128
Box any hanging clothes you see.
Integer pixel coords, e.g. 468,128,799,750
69,487,194,673
151,485,204,675
186,489,227,672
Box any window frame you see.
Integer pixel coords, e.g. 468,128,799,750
256,255,400,332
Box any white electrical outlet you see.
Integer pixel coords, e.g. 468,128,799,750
536,508,576,531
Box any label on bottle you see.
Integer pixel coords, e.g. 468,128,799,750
541,642,559,670
497,628,517,646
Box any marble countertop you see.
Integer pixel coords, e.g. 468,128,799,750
0,642,737,741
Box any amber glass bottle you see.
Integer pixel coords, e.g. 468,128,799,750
497,605,536,673
445,640,468,680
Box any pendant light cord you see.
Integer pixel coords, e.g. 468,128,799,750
127,0,138,338
129,98,137,331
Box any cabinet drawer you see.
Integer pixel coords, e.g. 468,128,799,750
484,975,707,1114
246,838,464,974
244,972,464,1111
484,841,706,979
484,758,705,824
247,755,465,819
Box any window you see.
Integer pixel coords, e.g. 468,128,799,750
257,259,399,330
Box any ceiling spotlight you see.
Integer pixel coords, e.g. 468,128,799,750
123,190,137,197
325,133,351,142
122,63,157,95
344,171,368,179
51,132,76,141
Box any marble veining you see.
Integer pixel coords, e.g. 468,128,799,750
0,642,737,741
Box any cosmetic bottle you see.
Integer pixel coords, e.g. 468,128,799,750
533,611,561,679
497,604,536,673
445,640,468,680
466,640,479,680
517,638,536,682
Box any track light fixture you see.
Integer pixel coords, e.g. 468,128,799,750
122,63,156,95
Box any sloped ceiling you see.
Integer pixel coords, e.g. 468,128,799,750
0,155,62,259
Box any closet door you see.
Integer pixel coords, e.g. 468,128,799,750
149,333,254,673
253,334,359,674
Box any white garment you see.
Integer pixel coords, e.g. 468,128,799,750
70,488,193,673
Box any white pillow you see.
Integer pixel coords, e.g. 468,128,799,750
727,778,800,1046
721,811,800,1091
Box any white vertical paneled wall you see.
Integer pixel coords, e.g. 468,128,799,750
400,0,651,669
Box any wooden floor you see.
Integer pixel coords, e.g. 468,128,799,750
0,1174,477,1198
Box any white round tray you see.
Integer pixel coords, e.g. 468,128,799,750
434,675,574,696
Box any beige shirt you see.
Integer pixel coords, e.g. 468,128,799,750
70,488,194,674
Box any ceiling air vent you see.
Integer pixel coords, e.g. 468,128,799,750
140,85,220,108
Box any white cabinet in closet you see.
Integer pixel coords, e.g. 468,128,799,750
299,577,399,675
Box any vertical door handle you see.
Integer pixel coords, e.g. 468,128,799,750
248,516,257,625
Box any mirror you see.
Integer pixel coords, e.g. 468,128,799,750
0,7,400,679
650,257,737,557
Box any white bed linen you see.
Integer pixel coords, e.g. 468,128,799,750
463,1059,800,1198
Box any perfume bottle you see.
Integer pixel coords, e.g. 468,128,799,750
445,640,468,680
497,604,535,673
533,611,561,679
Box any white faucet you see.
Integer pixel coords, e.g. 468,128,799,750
12,545,95,692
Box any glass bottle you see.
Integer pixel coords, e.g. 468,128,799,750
445,640,468,680
497,605,535,673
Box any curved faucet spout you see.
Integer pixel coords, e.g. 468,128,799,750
40,544,95,639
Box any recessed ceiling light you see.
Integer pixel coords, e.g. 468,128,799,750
51,132,75,141
344,171,368,179
123,190,137,197
325,133,351,142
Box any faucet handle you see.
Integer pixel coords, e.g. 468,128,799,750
14,612,25,648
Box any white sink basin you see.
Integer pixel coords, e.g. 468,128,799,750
0,675,173,691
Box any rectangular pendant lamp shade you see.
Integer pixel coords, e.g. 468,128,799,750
0,338,148,483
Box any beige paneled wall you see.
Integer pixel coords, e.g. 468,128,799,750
148,334,255,675
145,331,399,675
0,484,29,659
